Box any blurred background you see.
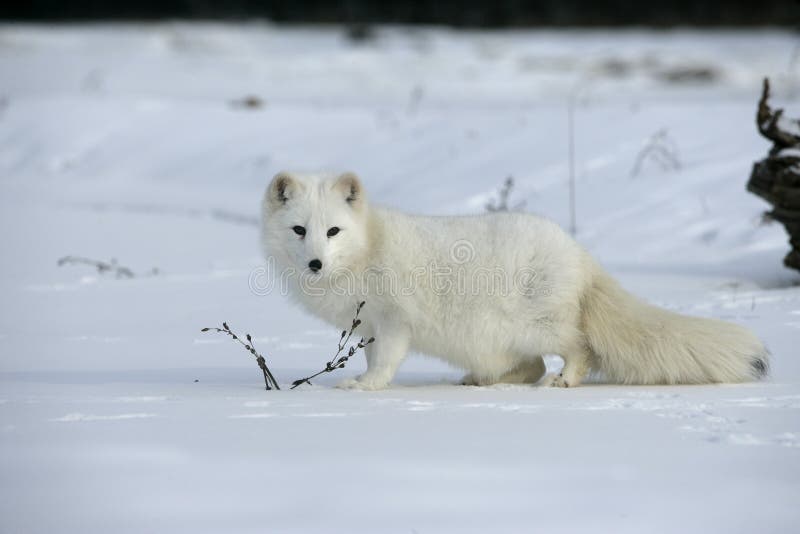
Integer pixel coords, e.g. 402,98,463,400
3,0,799,26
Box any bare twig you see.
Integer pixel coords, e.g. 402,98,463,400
568,95,576,235
200,301,376,391
566,78,595,236
290,301,374,389
757,78,800,147
229,95,264,109
407,85,424,115
485,176,526,212
201,323,280,390
57,255,158,278
630,128,681,177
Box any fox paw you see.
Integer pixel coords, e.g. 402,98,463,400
544,373,570,388
461,373,479,386
460,373,495,387
336,375,389,391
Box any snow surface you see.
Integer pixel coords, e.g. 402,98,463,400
1,23,799,533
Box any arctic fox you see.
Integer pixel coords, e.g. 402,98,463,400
261,171,769,390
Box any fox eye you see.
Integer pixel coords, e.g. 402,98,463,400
292,226,306,237
327,227,340,237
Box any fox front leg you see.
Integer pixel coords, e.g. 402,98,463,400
338,324,409,390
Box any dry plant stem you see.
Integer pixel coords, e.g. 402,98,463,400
567,90,577,236
201,323,280,390
248,334,281,391
486,176,513,212
200,302,375,391
57,255,135,278
57,255,158,278
290,301,375,389
757,78,800,147
485,176,525,213
630,129,681,177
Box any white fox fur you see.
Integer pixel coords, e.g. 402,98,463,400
261,171,769,390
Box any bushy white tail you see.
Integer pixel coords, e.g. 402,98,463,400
582,265,769,384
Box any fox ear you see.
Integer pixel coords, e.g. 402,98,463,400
267,172,297,208
334,172,363,207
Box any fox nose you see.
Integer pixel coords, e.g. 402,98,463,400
308,259,322,272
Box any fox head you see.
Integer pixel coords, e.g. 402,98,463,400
261,171,370,279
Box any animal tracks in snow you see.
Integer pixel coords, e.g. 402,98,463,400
36,389,797,449
342,391,799,449
52,412,157,422
570,392,800,448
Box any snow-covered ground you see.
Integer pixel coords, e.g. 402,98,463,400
1,23,799,533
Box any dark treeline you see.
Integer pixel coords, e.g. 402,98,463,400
2,0,799,26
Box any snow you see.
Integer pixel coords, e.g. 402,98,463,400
1,23,800,533
777,147,800,159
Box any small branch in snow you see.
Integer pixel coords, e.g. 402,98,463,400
407,85,424,115
201,323,280,390
631,128,681,177
200,302,375,391
565,78,596,236
757,78,800,147
485,176,526,212
290,301,374,389
229,95,265,110
57,255,158,278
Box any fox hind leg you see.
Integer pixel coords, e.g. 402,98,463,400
462,356,547,386
499,357,547,384
545,342,593,388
